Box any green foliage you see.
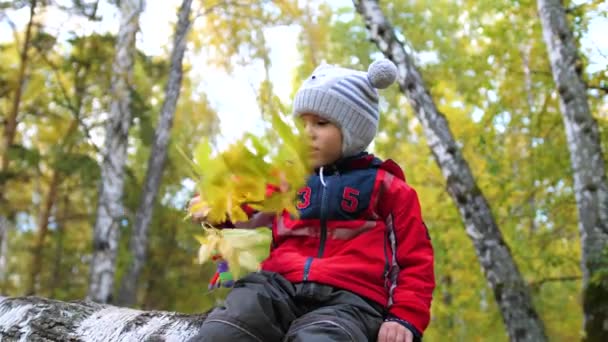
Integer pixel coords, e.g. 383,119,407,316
5,144,40,172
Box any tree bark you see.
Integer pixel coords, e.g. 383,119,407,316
117,0,193,307
353,1,547,341
0,217,8,291
537,0,608,340
88,0,145,304
0,296,206,341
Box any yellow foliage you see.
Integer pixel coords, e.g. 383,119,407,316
194,228,273,278
182,111,311,273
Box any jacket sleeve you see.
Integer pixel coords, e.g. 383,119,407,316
384,181,435,336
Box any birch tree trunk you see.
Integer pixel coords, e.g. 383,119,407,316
117,0,193,307
0,296,206,341
0,218,8,291
353,1,547,341
88,0,145,304
537,0,608,339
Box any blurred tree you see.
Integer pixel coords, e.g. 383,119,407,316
537,0,608,339
88,0,145,304
117,0,195,307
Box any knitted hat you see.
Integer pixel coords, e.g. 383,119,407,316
293,59,398,157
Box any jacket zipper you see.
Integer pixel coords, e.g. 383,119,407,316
317,178,329,257
303,169,332,281
303,257,313,281
383,228,390,288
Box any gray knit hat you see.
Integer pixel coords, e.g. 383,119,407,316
293,59,398,157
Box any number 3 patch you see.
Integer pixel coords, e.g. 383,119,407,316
297,186,312,209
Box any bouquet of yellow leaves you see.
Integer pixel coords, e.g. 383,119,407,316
194,226,273,288
183,112,311,285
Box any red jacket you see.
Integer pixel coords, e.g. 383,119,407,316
244,153,435,335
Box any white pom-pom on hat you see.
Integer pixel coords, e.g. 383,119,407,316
367,59,397,89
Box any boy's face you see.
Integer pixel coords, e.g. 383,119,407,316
299,113,343,168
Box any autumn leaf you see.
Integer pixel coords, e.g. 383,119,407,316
183,110,311,274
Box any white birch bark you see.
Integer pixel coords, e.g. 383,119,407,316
0,218,8,289
538,0,608,338
117,0,194,307
0,296,205,341
88,0,145,304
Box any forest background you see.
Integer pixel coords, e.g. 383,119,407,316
1,0,607,340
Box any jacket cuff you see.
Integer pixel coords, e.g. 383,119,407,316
384,316,422,341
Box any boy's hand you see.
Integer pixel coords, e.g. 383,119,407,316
188,195,211,224
377,321,414,342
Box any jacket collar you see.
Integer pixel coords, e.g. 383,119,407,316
315,152,380,175
314,152,406,182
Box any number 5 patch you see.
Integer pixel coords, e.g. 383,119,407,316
341,187,360,213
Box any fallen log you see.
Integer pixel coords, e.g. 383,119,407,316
0,296,207,341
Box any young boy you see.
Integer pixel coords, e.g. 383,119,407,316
190,60,435,342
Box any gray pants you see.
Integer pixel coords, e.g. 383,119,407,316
190,271,384,342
